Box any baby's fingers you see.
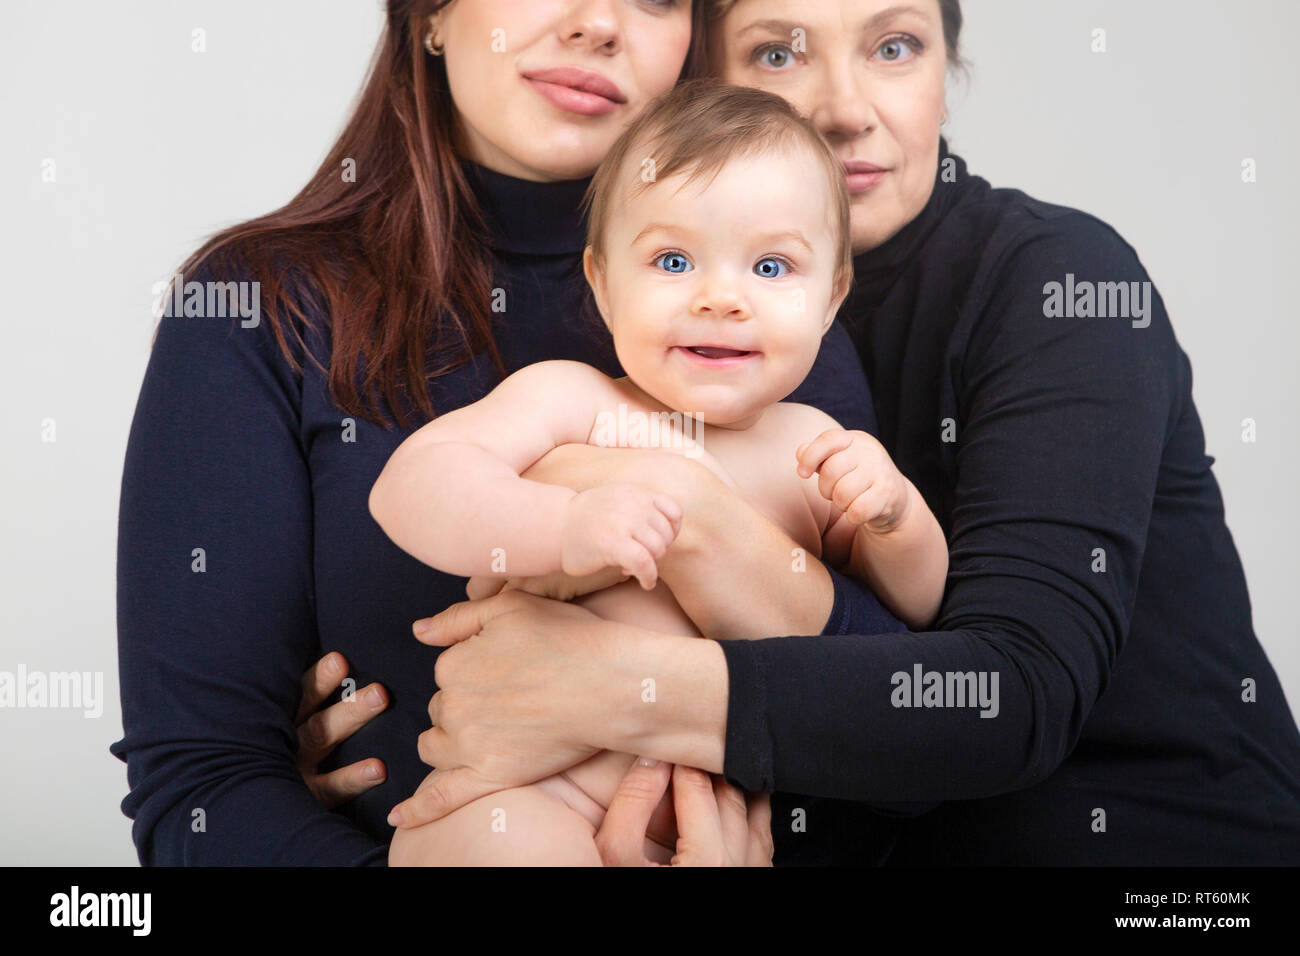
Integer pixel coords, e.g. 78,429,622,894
817,450,871,507
616,539,659,591
633,521,676,565
652,494,683,536
830,461,883,516
795,429,853,479
465,575,508,600
644,508,678,553
844,484,895,529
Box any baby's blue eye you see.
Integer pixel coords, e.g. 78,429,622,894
655,252,692,274
754,257,789,279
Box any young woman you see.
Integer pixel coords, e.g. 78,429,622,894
387,0,1300,865
111,0,895,864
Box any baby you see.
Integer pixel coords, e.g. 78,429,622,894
369,81,948,865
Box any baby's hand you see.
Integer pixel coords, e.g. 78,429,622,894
795,429,911,534
560,484,683,590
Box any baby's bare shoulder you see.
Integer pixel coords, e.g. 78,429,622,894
495,360,625,418
458,360,623,456
756,401,846,443
509,359,618,393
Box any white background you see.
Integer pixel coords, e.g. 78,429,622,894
1,0,1296,865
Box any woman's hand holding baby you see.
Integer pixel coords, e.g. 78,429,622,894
391,588,729,829
560,483,683,590
389,592,612,828
597,761,774,867
295,652,389,808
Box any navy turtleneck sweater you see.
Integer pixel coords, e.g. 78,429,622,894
111,159,901,865
720,141,1300,865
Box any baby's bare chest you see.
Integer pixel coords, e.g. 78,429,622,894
586,401,823,556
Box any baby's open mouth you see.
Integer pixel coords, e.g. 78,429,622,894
684,346,753,359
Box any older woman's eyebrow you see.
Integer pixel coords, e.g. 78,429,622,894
734,5,931,40
734,18,804,40
859,3,933,31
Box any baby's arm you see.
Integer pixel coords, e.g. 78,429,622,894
369,360,680,587
796,418,949,631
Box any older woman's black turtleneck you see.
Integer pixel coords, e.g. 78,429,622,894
110,158,900,864
721,141,1300,865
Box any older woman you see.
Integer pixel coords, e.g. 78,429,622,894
389,0,1300,865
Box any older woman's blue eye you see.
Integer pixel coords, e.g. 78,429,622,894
876,38,918,62
754,257,789,278
756,44,795,69
656,252,692,274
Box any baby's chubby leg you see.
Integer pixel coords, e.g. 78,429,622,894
389,773,603,867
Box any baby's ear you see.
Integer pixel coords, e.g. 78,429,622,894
824,269,852,332
583,246,613,330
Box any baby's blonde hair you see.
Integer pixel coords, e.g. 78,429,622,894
582,79,852,301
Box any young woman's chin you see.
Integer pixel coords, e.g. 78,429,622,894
457,110,637,182
519,123,630,181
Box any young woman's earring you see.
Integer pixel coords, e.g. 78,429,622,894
424,17,444,57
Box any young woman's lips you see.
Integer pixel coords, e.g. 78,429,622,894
843,161,888,194
522,67,626,117
674,345,760,368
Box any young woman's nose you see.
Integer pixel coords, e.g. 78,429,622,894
556,0,622,55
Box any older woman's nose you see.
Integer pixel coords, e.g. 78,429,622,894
815,66,877,140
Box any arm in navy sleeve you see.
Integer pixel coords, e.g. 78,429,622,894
111,261,386,865
720,217,1178,801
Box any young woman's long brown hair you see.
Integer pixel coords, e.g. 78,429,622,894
169,1,709,429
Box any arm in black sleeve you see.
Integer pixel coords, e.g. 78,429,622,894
767,316,926,823
720,217,1179,801
111,263,386,865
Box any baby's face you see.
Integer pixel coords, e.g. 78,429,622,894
584,147,845,428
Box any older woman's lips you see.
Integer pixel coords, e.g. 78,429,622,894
522,67,626,117
843,160,888,194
